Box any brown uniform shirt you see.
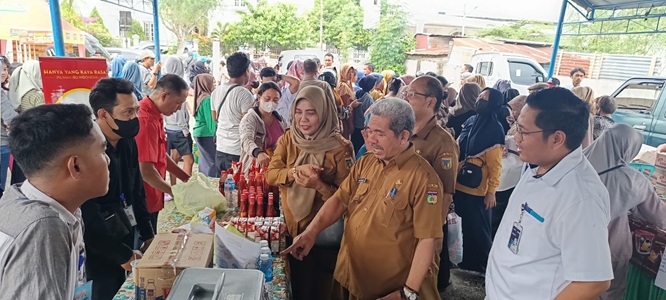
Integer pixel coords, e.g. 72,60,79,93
265,130,354,236
412,116,459,195
333,145,444,299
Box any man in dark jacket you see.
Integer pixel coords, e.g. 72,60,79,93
84,78,155,299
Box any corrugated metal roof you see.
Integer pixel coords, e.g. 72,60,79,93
453,38,554,63
571,0,666,10
406,48,450,56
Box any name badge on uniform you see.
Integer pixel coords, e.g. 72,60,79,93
124,205,137,227
508,221,522,254
357,178,367,183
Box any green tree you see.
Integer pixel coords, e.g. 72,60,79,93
159,0,219,54
223,1,313,51
305,0,371,59
84,7,119,47
477,20,553,43
369,0,413,74
60,0,84,29
130,20,147,41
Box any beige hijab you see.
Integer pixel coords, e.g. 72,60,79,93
288,86,344,221
573,86,595,104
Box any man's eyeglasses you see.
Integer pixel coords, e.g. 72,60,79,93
514,123,544,139
405,90,431,99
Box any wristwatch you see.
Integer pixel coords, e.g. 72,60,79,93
402,287,418,300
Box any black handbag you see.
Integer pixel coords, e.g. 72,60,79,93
457,138,486,189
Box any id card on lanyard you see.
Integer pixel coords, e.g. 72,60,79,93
121,193,137,227
507,202,545,254
74,233,93,300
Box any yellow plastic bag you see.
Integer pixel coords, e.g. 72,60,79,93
173,172,227,216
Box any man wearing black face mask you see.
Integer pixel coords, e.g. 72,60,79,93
83,78,155,299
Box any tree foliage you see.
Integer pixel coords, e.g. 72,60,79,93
159,0,218,54
131,20,147,41
369,0,413,74
477,21,553,43
84,8,119,47
305,0,370,57
60,0,84,29
223,1,313,51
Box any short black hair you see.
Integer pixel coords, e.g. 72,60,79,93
364,63,375,72
227,52,251,78
425,71,438,77
303,59,318,75
570,67,586,76
526,88,590,150
464,64,473,73
325,53,333,59
597,96,617,115
259,67,277,79
257,82,282,98
312,57,321,66
90,78,135,115
420,75,444,113
9,104,95,177
155,74,188,94
435,75,448,87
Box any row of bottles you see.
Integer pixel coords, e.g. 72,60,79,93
219,161,279,217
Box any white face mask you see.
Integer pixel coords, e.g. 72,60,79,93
260,101,278,113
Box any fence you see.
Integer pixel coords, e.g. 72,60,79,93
554,51,662,81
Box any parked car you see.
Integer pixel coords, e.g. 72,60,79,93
470,52,547,95
106,47,143,63
611,77,666,147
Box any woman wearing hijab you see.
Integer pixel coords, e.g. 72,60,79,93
584,125,666,300
497,88,520,134
239,82,288,174
381,70,395,95
351,76,376,153
191,74,218,177
121,62,144,100
368,73,384,101
188,60,208,86
447,82,481,138
8,60,43,112
454,87,505,273
266,86,354,300
336,64,358,140
573,86,596,148
111,55,127,78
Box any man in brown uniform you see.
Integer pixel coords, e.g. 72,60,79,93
406,75,459,291
284,98,444,300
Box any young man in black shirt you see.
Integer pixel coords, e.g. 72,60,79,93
83,78,155,299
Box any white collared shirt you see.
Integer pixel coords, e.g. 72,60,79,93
20,180,85,300
486,147,613,300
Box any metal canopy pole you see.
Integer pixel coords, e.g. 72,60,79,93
48,0,66,56
152,0,161,64
548,0,568,79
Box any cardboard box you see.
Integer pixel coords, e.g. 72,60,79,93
629,214,666,277
635,151,666,195
134,233,214,300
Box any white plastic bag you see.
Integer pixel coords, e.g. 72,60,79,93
173,172,227,216
214,223,261,269
447,212,463,265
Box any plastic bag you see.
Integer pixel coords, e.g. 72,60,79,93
173,172,227,216
447,212,463,265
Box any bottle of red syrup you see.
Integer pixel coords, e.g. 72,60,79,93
266,193,275,218
219,171,228,195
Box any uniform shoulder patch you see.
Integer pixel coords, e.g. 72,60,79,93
427,191,438,205
440,152,454,170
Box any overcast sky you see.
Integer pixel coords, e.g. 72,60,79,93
407,0,564,22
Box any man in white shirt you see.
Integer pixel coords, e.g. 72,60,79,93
0,104,110,299
486,88,613,300
211,52,255,173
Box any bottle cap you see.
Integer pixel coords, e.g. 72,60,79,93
260,253,269,261
227,174,233,179
261,247,270,254
260,240,269,248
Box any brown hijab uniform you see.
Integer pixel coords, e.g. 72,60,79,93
266,85,354,300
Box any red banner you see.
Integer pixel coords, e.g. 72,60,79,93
39,57,108,105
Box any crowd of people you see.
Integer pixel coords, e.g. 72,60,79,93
1,49,666,300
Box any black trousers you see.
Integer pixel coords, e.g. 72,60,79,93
86,230,136,300
438,222,451,291
150,212,159,234
215,151,240,175
454,190,492,273
492,188,514,239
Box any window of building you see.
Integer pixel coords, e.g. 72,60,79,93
144,22,154,41
235,0,246,6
